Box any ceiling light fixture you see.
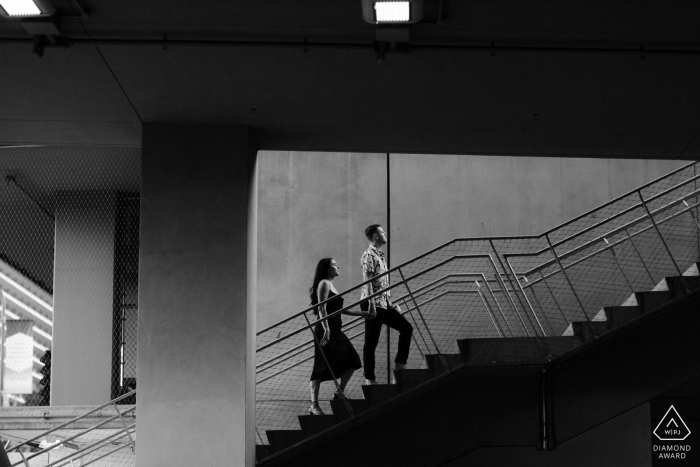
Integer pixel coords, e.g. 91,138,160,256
0,0,55,18
362,0,423,24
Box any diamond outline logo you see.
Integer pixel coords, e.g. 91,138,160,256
654,405,691,441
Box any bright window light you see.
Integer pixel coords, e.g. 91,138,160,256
0,0,42,16
374,1,410,23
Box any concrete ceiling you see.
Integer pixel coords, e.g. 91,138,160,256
0,0,699,158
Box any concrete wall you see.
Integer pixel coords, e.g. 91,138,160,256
256,151,386,331
257,153,687,328
137,125,257,467
52,191,116,405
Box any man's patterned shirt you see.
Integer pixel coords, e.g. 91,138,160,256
360,245,390,309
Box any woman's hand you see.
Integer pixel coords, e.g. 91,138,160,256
320,328,331,346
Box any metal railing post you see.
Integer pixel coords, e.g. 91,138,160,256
480,275,514,336
1,292,5,407
545,234,598,338
112,402,136,446
488,263,530,336
683,200,700,231
504,259,547,337
475,281,504,337
603,238,636,295
386,326,391,385
523,279,555,336
489,240,539,336
398,269,450,373
637,190,692,294
624,227,656,286
399,298,430,367
302,312,354,417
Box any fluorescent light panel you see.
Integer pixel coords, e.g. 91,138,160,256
374,1,410,22
0,0,41,16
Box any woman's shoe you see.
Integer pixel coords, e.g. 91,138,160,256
309,402,325,415
332,389,346,400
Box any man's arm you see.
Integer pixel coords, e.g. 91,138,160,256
362,253,377,318
364,269,376,312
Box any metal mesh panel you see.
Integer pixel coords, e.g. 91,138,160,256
0,147,140,407
255,161,700,449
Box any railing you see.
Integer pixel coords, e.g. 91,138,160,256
2,390,136,467
255,161,700,445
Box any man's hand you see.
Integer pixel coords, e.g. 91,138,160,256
392,303,401,313
367,302,377,319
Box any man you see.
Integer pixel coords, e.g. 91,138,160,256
360,224,413,385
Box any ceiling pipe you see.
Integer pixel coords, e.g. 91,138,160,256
0,36,700,57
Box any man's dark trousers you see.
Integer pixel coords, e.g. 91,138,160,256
363,306,413,381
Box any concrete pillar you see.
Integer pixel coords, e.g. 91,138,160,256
52,191,116,405
137,125,258,467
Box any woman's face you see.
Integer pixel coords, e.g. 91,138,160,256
328,259,340,278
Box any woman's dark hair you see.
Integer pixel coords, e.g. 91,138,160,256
309,258,333,313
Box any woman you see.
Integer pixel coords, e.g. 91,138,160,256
308,258,366,415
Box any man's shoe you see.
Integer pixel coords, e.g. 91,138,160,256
364,379,378,386
393,363,406,384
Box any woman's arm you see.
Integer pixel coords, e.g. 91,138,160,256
317,280,332,345
342,308,369,317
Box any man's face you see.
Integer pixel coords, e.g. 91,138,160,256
375,227,388,245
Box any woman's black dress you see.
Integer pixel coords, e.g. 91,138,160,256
310,291,362,382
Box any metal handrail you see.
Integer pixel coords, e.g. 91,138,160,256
256,160,698,340
4,390,137,467
256,271,504,373
256,161,700,448
515,197,700,286
257,274,505,378
257,254,501,352
5,389,136,453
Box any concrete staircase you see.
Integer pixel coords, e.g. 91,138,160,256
256,266,700,464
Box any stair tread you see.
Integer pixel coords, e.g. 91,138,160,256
394,368,432,392
635,290,674,313
362,384,399,407
298,414,338,437
572,321,609,343
266,430,305,452
329,398,369,420
256,444,274,462
603,306,644,329
457,336,581,364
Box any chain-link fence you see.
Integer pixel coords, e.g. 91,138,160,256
0,146,140,407
255,161,700,452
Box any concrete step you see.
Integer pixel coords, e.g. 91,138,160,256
425,353,464,375
256,444,274,462
362,384,399,407
603,306,644,329
635,291,673,313
456,337,581,364
329,398,370,421
266,429,305,453
298,414,338,438
571,321,609,343
666,275,700,300
393,368,432,392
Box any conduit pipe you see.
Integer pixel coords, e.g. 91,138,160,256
1,36,700,57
